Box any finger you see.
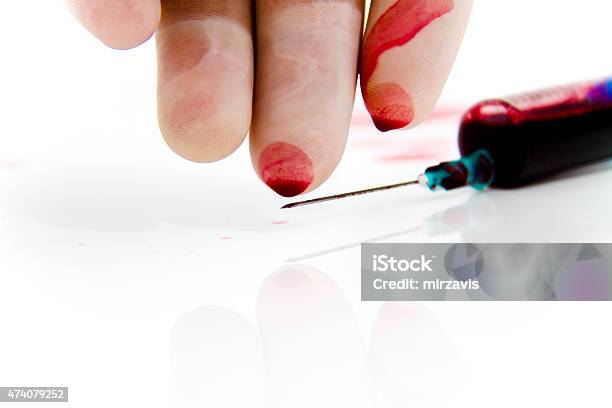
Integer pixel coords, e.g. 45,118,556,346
257,265,373,407
368,303,461,408
66,0,161,50
251,0,364,197
157,0,254,163
361,0,473,131
170,306,264,407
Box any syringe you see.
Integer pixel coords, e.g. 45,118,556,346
282,77,612,209
281,150,495,208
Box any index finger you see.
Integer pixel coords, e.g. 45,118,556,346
361,0,473,131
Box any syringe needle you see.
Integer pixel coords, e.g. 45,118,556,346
281,151,497,209
281,179,419,209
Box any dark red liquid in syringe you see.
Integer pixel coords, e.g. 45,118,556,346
458,79,612,187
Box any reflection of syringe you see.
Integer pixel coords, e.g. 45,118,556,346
283,78,612,209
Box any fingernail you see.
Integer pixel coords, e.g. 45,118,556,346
259,142,314,197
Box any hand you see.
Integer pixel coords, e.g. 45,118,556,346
66,0,473,197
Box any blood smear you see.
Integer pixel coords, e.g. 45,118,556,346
361,0,454,131
0,159,25,171
259,142,314,197
350,105,463,128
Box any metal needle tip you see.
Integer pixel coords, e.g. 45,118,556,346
281,180,419,209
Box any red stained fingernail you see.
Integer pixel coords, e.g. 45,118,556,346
361,0,455,131
259,142,314,197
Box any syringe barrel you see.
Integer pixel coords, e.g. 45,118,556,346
458,78,612,187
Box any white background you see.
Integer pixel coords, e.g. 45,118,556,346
0,0,611,407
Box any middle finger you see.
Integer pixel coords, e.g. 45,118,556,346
251,0,365,197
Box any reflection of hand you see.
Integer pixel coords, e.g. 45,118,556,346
170,265,461,407
65,0,472,196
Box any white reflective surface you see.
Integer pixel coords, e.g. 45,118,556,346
1,1,612,407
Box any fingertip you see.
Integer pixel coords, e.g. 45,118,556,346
372,118,405,133
158,96,248,164
155,3,254,164
159,131,241,164
257,142,314,197
67,0,161,50
362,0,473,132
364,82,415,132
251,0,361,198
